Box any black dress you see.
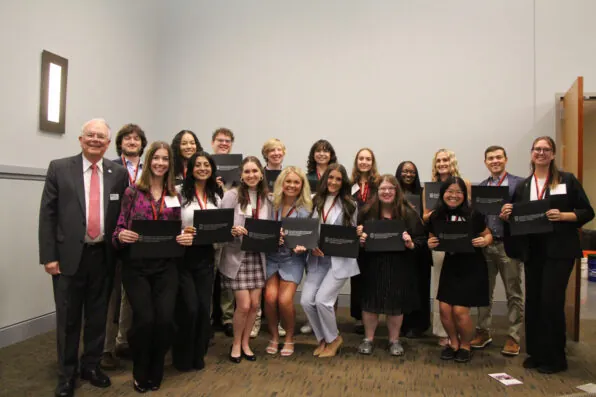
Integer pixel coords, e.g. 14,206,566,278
360,208,424,315
432,211,489,307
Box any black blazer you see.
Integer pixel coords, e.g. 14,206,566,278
38,154,128,276
506,171,594,261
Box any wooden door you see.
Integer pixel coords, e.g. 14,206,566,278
559,76,584,341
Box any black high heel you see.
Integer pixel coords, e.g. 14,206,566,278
229,346,241,364
242,348,257,362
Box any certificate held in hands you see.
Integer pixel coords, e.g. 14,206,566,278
193,209,234,244
424,182,441,211
212,154,243,185
130,220,185,259
241,218,282,253
364,219,406,252
281,218,319,249
433,220,474,253
319,224,359,258
472,186,509,215
509,200,553,236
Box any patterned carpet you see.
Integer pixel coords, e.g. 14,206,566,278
1,309,596,397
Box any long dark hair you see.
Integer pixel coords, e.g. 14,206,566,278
237,156,269,211
359,175,410,223
181,151,223,207
306,139,338,174
430,176,471,221
395,161,422,195
313,164,356,226
171,130,203,177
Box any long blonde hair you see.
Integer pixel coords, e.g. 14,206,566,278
431,149,461,182
272,166,312,212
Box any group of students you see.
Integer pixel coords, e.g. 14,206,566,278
39,118,594,397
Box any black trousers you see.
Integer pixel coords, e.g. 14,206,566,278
525,242,574,367
122,258,178,385
402,250,431,334
52,244,110,382
172,260,214,371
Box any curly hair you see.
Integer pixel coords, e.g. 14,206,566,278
115,123,147,157
306,139,337,174
431,149,461,182
171,130,203,178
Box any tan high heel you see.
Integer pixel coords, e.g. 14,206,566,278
319,335,343,358
313,342,326,356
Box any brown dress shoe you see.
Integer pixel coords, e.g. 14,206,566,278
501,337,520,356
99,352,120,370
319,335,343,358
470,329,492,349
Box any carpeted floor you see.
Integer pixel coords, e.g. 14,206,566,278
1,309,596,397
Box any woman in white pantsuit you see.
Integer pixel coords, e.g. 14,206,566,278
423,149,471,346
300,164,359,358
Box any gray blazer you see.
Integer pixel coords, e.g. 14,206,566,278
218,188,272,280
38,154,128,276
307,201,360,279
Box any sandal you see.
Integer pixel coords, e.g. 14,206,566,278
266,340,279,355
280,342,295,357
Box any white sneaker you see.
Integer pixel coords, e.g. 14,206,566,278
300,322,312,334
278,323,286,337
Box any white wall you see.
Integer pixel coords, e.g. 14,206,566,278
0,0,160,168
0,0,159,333
155,0,535,182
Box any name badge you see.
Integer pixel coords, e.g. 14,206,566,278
550,184,567,195
164,196,181,208
109,193,119,201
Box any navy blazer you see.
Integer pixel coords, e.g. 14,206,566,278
506,171,594,261
479,173,524,258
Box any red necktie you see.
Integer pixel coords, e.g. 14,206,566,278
87,164,100,239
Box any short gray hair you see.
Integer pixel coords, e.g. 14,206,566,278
81,118,111,139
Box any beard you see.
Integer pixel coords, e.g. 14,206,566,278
122,147,141,157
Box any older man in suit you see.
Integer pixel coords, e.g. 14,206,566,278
39,118,128,397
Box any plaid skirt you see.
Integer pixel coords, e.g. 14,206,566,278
221,251,265,291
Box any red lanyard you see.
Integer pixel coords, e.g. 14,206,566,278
488,172,507,187
150,189,166,220
533,174,549,200
322,195,339,223
358,182,369,202
182,167,187,180
316,170,321,180
194,187,207,210
275,206,296,220
246,192,261,219
122,156,139,185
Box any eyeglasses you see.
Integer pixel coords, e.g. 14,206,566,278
401,170,416,175
82,132,108,140
379,187,396,192
445,189,464,195
532,147,552,154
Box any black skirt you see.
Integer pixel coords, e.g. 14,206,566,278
436,250,489,307
360,250,419,316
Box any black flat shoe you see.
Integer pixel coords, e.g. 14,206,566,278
454,348,472,363
148,380,161,391
242,349,257,361
537,362,568,374
440,346,457,360
133,379,149,393
229,347,241,364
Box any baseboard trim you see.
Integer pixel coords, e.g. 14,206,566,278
0,312,56,348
